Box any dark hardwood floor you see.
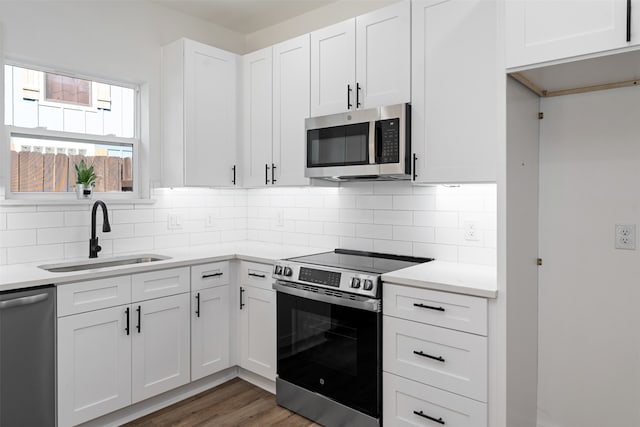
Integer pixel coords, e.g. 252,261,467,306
124,378,321,427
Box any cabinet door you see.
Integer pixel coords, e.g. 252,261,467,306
184,40,238,186
192,286,230,380
356,0,411,109
242,47,273,187
132,293,191,403
238,286,276,380
272,34,310,186
310,19,356,116
58,306,131,427
506,0,629,69
412,0,497,183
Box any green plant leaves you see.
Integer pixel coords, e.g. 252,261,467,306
75,159,97,186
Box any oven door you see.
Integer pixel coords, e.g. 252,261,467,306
275,282,381,418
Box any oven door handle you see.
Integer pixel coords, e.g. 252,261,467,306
273,282,381,313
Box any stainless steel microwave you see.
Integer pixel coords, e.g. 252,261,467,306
305,103,410,181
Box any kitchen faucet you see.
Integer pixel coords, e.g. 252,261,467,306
89,200,111,258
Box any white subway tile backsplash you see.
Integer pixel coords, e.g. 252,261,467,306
283,207,309,221
295,221,324,233
8,212,64,230
356,195,392,210
393,226,435,243
112,237,154,254
154,233,190,249
65,210,91,226
190,231,221,246
374,181,413,195
414,211,459,228
309,234,340,249
308,208,340,222
324,195,356,209
282,232,310,247
0,206,36,213
0,248,7,265
393,195,435,210
323,222,356,237
0,213,5,230
0,229,37,248
339,237,374,251
435,195,484,212
356,224,392,240
64,240,113,259
8,244,64,264
373,239,412,256
38,226,89,244
413,243,458,262
295,195,323,208
373,210,412,226
340,209,373,224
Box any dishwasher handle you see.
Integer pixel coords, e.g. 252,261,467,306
0,293,49,310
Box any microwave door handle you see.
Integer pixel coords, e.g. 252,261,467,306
369,121,376,164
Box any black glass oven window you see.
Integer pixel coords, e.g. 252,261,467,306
277,292,381,418
307,122,369,167
298,267,341,287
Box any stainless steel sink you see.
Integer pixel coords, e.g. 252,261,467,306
39,254,171,273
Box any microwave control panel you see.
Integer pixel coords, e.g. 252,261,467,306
377,118,400,164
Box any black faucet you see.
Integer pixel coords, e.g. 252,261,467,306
89,200,111,258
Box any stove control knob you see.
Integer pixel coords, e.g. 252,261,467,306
350,277,361,289
363,279,374,291
283,267,293,277
274,265,283,275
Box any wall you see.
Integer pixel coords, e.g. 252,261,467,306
245,0,397,52
0,0,245,195
0,182,496,266
537,87,640,426
246,182,496,264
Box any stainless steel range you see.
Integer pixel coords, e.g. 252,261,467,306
272,249,432,427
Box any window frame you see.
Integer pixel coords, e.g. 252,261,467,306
3,60,142,201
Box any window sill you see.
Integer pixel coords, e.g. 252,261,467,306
0,198,156,207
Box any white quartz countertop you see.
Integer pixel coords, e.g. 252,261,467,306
381,260,497,298
0,242,329,291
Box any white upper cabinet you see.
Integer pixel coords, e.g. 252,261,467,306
162,38,239,187
356,0,411,109
412,0,497,183
506,0,634,69
310,0,410,116
310,19,356,116
272,34,310,187
242,47,274,187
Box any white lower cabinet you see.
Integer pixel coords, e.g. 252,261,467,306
383,372,487,427
191,285,231,380
58,305,132,427
238,261,276,380
131,293,191,403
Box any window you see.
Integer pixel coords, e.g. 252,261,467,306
4,64,138,195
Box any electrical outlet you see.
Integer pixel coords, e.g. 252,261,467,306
275,209,284,227
464,221,480,241
205,214,215,228
615,224,636,250
167,214,183,230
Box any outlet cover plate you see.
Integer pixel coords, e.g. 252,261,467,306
615,224,636,250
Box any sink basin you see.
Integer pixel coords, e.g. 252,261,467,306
39,254,171,272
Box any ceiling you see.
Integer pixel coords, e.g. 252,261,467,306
151,0,340,34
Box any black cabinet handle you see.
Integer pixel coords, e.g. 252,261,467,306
628,0,632,42
413,350,445,363
240,287,245,310
195,293,200,318
202,272,223,279
271,163,276,184
232,165,236,185
412,153,418,180
125,307,130,335
347,84,353,109
356,82,361,108
265,164,270,185
248,272,266,278
413,410,445,425
414,302,445,312
136,305,141,333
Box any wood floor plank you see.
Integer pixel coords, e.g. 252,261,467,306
123,379,319,427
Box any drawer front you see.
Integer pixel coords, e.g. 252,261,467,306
383,283,487,335
57,275,131,316
383,316,487,402
131,267,190,302
383,372,487,427
239,261,273,291
191,262,230,291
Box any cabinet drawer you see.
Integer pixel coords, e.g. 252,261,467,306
383,283,487,335
57,275,131,316
383,316,487,402
131,267,190,302
383,372,487,427
239,261,273,291
191,261,230,291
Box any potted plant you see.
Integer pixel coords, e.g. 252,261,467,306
74,159,97,199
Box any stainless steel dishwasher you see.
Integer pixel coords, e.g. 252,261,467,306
0,285,55,427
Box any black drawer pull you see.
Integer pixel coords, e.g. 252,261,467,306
413,350,445,363
125,307,130,335
414,410,445,425
248,272,266,278
136,305,141,333
413,303,445,312
202,272,223,278
195,292,200,318
232,165,236,185
240,287,245,310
